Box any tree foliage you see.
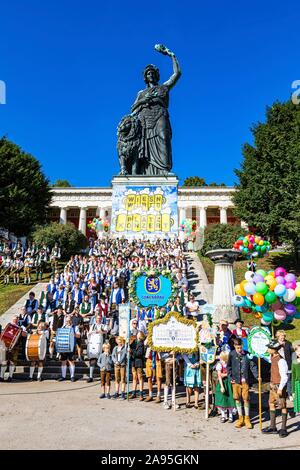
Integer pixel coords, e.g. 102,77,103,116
233,100,300,259
32,222,88,259
201,224,247,256
52,179,72,187
0,137,52,236
183,176,206,186
183,176,226,187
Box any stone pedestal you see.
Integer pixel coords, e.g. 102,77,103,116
110,175,178,239
205,249,240,324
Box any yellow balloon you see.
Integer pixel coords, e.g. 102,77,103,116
255,237,260,244
235,284,246,296
295,287,300,298
268,271,275,278
268,279,277,291
240,280,248,287
259,240,264,246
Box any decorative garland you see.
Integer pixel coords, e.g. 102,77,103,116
128,268,178,308
147,311,199,354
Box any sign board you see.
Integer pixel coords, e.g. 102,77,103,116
247,327,271,358
201,304,217,316
111,184,178,239
118,304,131,340
136,274,172,307
199,344,217,364
147,311,198,354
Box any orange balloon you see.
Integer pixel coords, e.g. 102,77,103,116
253,292,264,306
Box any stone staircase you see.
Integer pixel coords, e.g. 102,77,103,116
185,252,213,305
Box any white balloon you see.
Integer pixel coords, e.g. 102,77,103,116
245,271,255,282
283,288,296,302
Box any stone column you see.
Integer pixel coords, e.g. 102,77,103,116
59,207,67,225
199,207,207,228
99,207,106,220
179,207,186,223
205,249,239,325
220,206,228,224
79,207,87,236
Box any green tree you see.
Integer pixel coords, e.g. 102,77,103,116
0,137,52,236
52,179,72,187
201,224,247,256
233,100,300,262
32,222,87,259
183,176,206,186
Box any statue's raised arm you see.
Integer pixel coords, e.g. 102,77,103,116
154,44,181,90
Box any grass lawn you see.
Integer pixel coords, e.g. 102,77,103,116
198,251,300,343
0,261,65,318
0,284,30,317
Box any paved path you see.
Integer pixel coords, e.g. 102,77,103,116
0,283,46,326
0,380,299,450
185,252,213,305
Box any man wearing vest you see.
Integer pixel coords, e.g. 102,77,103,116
262,339,289,438
23,292,39,319
109,281,125,309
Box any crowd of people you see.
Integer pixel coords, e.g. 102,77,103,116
0,239,61,284
0,237,299,439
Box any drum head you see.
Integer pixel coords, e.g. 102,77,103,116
38,334,47,360
0,340,6,364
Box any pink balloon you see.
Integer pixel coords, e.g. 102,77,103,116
275,276,285,285
275,267,287,277
274,309,286,321
285,281,296,290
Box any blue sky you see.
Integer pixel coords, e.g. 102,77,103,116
0,0,299,187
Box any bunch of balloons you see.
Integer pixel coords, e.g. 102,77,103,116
180,219,197,237
232,267,300,326
233,234,271,259
87,217,104,233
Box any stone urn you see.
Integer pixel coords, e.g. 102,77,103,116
205,249,240,325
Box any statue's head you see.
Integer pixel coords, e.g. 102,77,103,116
143,64,160,85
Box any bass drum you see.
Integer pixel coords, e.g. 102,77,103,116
0,340,6,364
87,333,103,359
56,327,75,354
26,333,47,362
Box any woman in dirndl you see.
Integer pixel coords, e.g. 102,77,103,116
183,352,202,409
214,351,235,422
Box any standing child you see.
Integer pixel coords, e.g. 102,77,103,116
262,339,289,438
129,332,145,401
97,343,113,399
292,344,300,414
183,352,202,409
112,336,127,400
227,338,258,429
214,351,235,422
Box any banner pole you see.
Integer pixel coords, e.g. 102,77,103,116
126,306,131,401
173,352,176,412
205,361,209,420
258,356,262,431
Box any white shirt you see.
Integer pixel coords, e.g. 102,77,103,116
278,358,288,391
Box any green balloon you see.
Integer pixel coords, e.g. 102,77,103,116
256,269,267,278
255,282,268,295
265,290,277,304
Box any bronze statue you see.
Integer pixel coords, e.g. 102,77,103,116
117,44,181,176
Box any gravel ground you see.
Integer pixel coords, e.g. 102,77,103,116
0,380,299,450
